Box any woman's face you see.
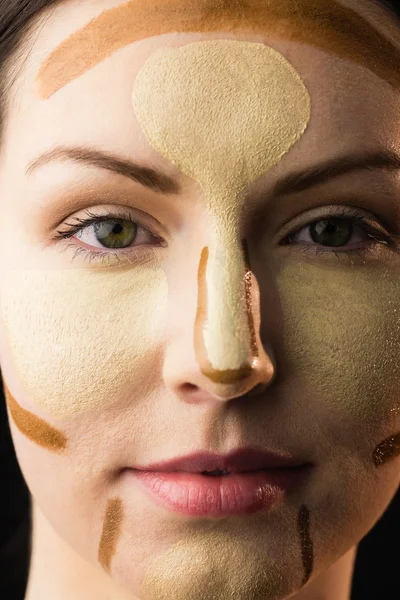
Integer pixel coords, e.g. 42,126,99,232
1,0,400,598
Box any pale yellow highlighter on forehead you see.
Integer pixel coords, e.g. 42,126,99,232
132,40,311,378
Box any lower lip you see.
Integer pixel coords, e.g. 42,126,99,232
129,467,308,517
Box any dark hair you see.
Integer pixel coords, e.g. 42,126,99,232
0,1,400,599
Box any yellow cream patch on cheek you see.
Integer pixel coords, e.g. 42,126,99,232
0,266,168,418
276,260,400,422
132,40,310,372
141,531,283,600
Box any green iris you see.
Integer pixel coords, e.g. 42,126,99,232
94,220,138,249
310,219,352,247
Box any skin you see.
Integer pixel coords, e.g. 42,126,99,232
35,0,400,98
0,0,399,599
132,40,311,380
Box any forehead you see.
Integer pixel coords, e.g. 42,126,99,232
36,0,400,99
4,0,400,197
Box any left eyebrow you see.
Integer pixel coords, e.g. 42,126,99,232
272,149,400,196
26,145,181,194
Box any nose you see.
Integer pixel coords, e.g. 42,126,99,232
164,239,275,403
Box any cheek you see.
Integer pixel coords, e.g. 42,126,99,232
277,260,400,427
0,266,168,418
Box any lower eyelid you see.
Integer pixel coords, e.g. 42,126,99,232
62,240,159,267
56,209,393,266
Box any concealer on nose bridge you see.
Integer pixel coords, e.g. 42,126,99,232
194,241,258,383
132,39,311,378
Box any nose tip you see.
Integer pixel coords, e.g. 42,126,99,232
180,358,274,404
198,362,254,385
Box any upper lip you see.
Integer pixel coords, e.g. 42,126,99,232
133,447,307,473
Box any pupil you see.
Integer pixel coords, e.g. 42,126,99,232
310,218,352,247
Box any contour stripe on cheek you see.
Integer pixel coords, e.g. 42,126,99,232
36,0,400,99
373,432,400,467
2,381,67,452
133,40,310,373
98,497,124,573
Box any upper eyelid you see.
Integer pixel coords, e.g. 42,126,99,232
57,208,165,240
278,205,386,238
282,209,399,252
55,203,389,245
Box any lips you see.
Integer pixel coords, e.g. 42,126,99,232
132,446,306,474
136,469,303,516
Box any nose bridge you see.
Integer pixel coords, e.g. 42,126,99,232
194,235,258,384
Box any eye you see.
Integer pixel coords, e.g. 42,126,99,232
280,207,395,260
286,216,366,248
76,218,146,250
54,209,165,265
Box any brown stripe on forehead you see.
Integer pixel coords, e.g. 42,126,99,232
373,432,400,467
3,383,67,452
37,0,400,99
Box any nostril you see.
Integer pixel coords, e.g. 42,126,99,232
181,383,198,394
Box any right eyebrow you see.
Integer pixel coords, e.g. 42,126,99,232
272,149,400,197
26,145,181,195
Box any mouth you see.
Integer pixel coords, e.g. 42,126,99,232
124,447,312,518
201,469,231,476
127,465,310,518
132,446,307,473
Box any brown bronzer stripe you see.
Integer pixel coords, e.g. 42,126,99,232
373,432,400,467
242,240,259,359
194,246,253,384
2,381,67,452
98,497,124,573
37,0,400,99
297,504,313,586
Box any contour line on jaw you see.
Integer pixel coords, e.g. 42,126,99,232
36,0,400,99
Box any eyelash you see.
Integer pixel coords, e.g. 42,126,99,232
54,209,164,265
281,207,398,265
53,206,398,266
